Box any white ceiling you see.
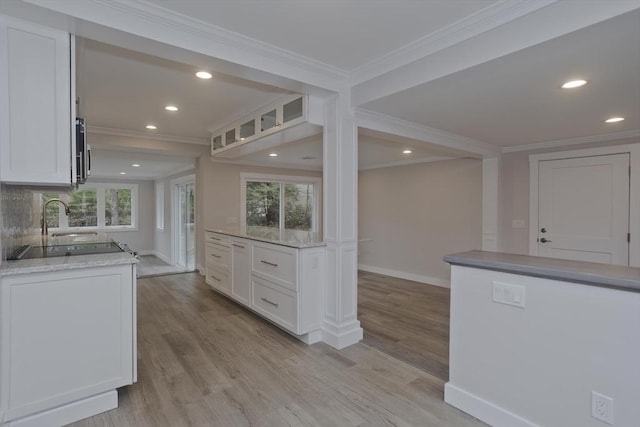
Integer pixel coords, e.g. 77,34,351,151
144,0,499,71
90,148,195,180
50,1,638,178
362,10,640,147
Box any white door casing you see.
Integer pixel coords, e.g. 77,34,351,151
530,144,639,267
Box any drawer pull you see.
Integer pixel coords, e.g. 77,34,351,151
232,243,245,248
261,297,279,307
210,274,221,282
210,253,221,259
260,260,278,267
210,236,221,241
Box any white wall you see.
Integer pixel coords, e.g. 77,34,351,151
498,137,639,254
197,159,322,272
446,265,640,427
358,159,482,287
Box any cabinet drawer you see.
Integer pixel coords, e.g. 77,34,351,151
251,277,296,333
206,265,230,294
205,243,230,267
252,243,296,291
205,232,230,246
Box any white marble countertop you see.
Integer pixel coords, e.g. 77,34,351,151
0,251,138,276
207,228,326,249
444,250,640,292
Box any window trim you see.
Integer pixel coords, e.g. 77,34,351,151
155,181,165,231
240,172,321,236
48,182,138,232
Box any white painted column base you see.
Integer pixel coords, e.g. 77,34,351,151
322,319,363,350
444,383,536,427
5,390,118,427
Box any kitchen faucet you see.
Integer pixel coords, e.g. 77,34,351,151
41,198,70,236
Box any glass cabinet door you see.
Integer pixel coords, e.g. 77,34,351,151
283,97,303,124
240,119,255,141
261,109,277,132
212,135,223,150
225,128,237,146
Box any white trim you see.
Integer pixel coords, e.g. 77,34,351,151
444,383,538,427
358,156,456,171
154,181,164,230
239,172,322,235
482,158,500,251
502,129,640,153
358,264,450,289
528,143,640,267
321,319,363,350
354,108,499,158
88,125,209,146
351,0,557,85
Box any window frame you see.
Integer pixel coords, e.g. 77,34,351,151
47,182,138,232
240,172,321,237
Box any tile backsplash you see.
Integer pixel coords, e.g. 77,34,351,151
0,184,40,261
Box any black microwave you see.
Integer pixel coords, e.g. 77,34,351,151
75,117,91,184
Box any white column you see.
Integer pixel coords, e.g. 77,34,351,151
482,157,500,251
321,93,363,349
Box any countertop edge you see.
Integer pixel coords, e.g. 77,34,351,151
0,253,138,276
444,251,640,293
206,229,326,249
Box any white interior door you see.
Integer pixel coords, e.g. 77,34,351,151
537,154,630,265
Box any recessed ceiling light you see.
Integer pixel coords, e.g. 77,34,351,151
145,124,157,130
120,172,126,175
268,153,278,157
132,164,140,167
165,105,178,112
402,149,412,154
605,117,625,123
195,71,212,79
561,79,588,89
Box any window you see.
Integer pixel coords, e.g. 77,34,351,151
241,173,320,239
42,183,137,231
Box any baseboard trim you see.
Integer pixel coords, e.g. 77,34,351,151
136,249,154,256
444,383,537,427
322,320,363,349
358,264,450,288
9,390,117,427
152,251,172,264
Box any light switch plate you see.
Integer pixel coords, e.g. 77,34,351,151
492,281,526,308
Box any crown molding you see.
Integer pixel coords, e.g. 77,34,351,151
88,125,209,146
24,0,348,90
359,156,457,171
350,0,558,85
501,130,640,153
354,108,500,157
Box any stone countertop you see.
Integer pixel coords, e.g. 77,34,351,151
0,251,138,276
444,250,640,292
207,228,326,249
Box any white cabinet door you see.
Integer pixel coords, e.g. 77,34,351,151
231,238,251,306
537,154,630,265
0,265,135,423
0,16,72,185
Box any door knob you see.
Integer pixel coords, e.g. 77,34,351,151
540,227,547,233
540,237,551,243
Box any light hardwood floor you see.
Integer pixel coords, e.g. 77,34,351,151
358,271,450,381
70,272,484,427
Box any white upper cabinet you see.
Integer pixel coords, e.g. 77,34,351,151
0,16,73,186
210,94,321,159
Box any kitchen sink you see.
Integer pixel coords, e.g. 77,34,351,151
8,242,125,260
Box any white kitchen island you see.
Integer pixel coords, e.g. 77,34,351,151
0,251,138,427
444,251,640,427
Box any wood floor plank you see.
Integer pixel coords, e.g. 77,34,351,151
68,272,484,427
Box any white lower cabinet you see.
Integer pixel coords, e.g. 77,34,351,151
230,238,251,305
205,232,325,343
205,237,231,295
0,263,137,426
